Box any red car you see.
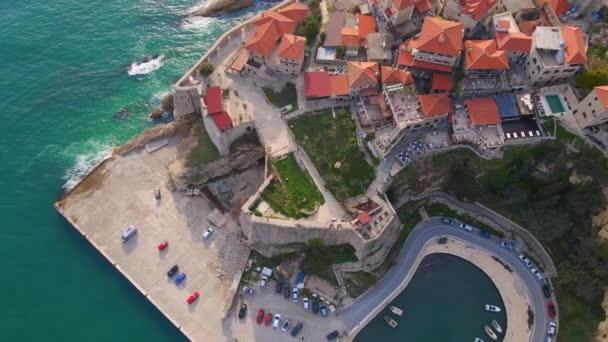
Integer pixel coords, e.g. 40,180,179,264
187,291,200,304
547,303,556,318
256,309,265,324
264,312,273,327
158,240,169,251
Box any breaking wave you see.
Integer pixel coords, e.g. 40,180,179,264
128,54,165,75
62,141,113,192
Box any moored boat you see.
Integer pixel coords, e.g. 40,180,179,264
491,320,503,334
474,338,485,342
485,304,502,312
485,325,498,340
384,315,398,328
389,305,403,316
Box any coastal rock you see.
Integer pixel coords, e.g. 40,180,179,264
191,0,253,17
161,94,174,113
148,109,163,119
114,119,194,156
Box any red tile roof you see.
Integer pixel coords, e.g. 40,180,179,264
413,60,453,72
461,0,495,21
358,212,371,225
392,0,414,10
539,0,571,16
348,61,379,89
304,71,331,98
595,86,608,109
330,75,350,96
277,2,309,23
414,0,433,12
411,17,463,57
341,27,360,47
253,10,297,36
397,40,415,67
210,111,233,131
244,21,281,57
465,97,501,126
381,65,413,84
278,34,305,60
204,86,223,114
358,15,376,41
431,73,452,91
495,31,532,52
496,19,510,30
418,93,451,117
464,40,509,70
561,26,587,65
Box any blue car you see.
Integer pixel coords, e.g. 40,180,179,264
479,230,491,239
175,272,186,285
320,305,328,317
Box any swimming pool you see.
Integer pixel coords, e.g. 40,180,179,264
545,94,566,114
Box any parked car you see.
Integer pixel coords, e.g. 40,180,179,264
320,305,328,317
459,223,473,232
441,218,453,225
264,313,273,327
238,304,247,319
187,291,199,304
542,284,551,298
547,321,557,335
157,240,169,251
292,288,298,303
259,275,268,287
531,268,543,281
202,227,214,240
175,272,186,285
303,297,309,310
312,300,319,314
291,322,303,337
518,254,533,267
500,241,514,250
242,286,254,295
275,281,283,294
479,230,491,239
167,265,179,277
281,319,292,332
121,224,137,242
256,309,265,325
547,303,556,318
283,283,290,299
326,330,339,340
272,314,281,328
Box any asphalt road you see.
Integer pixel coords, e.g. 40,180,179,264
341,217,554,342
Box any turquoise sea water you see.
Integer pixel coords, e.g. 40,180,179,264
0,0,268,340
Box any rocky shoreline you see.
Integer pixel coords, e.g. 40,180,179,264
191,0,254,17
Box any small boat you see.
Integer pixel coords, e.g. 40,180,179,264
384,316,398,328
485,304,502,312
491,320,503,334
474,338,485,342
389,306,403,316
485,325,498,340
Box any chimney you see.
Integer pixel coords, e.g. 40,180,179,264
438,32,446,44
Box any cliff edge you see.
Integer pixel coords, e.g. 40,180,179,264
191,0,253,17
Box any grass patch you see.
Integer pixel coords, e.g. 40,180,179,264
261,153,324,218
185,130,220,166
389,136,608,341
290,109,375,200
303,238,357,285
424,202,506,238
263,82,298,111
345,271,377,298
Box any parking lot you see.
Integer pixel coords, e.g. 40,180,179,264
228,280,347,341
56,137,251,341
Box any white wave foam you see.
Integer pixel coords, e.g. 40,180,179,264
62,142,113,192
182,16,215,31
128,55,165,76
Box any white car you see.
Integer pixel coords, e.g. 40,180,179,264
303,297,309,310
547,321,557,335
292,288,298,303
272,314,281,328
459,223,473,232
202,227,214,240
518,254,533,267
259,275,268,287
530,268,543,281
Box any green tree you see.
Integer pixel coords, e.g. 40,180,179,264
295,15,321,45
336,46,346,59
199,60,214,77
576,70,608,92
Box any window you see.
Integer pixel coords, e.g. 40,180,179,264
582,112,587,118
543,70,550,75
536,65,541,72
533,58,537,64
573,109,578,114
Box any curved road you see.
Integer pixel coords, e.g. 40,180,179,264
341,217,554,342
